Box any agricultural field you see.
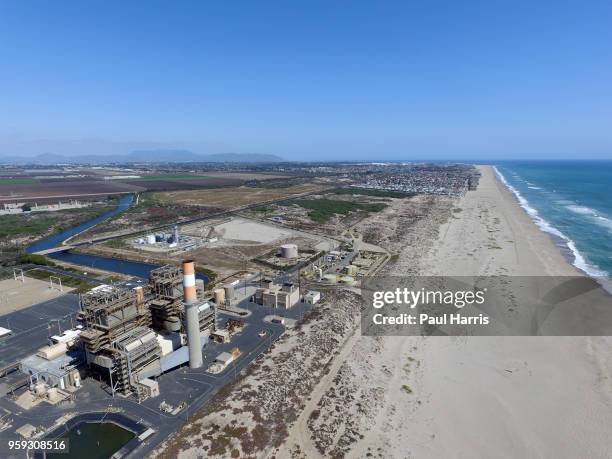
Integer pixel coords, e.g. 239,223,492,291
0,179,143,202
154,183,327,209
0,170,291,202
117,175,244,191
0,178,37,185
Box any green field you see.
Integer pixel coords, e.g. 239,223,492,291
0,215,59,238
293,198,387,223
331,187,416,198
0,178,38,185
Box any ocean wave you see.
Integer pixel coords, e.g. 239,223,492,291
527,186,542,190
566,205,612,232
493,166,608,278
566,204,597,215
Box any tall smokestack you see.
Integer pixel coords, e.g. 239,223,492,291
182,260,197,304
182,260,203,369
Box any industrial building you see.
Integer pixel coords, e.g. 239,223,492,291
253,280,300,309
132,225,203,253
304,290,321,305
17,260,217,400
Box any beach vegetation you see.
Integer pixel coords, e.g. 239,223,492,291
292,198,387,223
331,187,416,198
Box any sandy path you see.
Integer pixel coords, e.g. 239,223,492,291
279,325,363,458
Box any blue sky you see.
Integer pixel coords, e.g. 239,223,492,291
1,0,611,160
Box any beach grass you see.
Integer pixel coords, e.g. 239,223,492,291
292,198,387,223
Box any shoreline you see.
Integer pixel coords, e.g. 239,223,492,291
373,165,612,458
491,164,607,278
419,165,578,277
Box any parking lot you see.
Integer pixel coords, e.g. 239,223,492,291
0,294,80,368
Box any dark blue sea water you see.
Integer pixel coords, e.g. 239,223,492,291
494,161,612,277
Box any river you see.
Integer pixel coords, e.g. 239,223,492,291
26,194,208,282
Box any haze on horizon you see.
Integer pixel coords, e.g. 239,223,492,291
1,1,611,161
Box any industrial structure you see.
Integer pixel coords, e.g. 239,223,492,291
280,243,298,259
253,280,300,309
17,260,217,400
182,260,204,369
132,225,203,253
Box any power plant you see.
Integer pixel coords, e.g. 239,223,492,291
133,224,203,253
17,260,217,400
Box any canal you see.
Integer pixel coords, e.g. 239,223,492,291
26,194,207,281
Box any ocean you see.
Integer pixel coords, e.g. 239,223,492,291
493,161,612,278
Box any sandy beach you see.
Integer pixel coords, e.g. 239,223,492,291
384,166,612,458
283,165,612,458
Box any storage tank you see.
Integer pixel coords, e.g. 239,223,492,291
323,274,338,284
224,284,235,300
146,234,156,244
214,288,225,305
339,275,356,286
162,316,181,332
36,342,68,360
280,244,298,259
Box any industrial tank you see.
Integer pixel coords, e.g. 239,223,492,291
214,288,226,305
280,244,298,259
323,274,338,284
224,285,235,300
36,342,68,360
339,276,356,286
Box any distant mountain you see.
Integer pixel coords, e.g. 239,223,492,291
0,150,285,165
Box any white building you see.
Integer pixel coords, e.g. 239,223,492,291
304,291,321,304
